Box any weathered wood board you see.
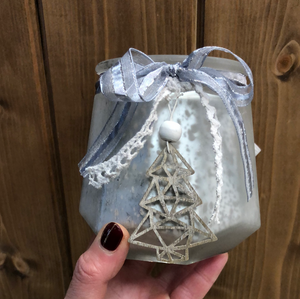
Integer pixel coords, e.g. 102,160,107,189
0,0,72,297
0,1,198,297
204,1,300,298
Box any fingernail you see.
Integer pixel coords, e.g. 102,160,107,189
100,222,123,251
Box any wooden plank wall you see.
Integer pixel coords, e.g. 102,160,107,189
204,1,300,299
0,0,197,298
0,0,72,298
0,0,299,298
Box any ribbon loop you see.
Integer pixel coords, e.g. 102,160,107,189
79,47,255,201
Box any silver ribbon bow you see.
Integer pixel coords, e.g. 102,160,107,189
79,47,254,201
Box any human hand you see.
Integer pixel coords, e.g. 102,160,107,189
65,222,228,299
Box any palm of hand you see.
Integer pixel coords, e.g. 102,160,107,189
105,255,227,299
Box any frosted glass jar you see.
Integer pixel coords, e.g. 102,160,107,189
80,55,260,264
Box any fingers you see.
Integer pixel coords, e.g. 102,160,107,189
103,260,157,298
65,222,130,299
157,263,198,293
122,259,155,277
171,253,228,299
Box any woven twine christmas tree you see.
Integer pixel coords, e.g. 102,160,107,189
129,143,217,263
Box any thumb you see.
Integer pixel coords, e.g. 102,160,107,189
65,222,130,299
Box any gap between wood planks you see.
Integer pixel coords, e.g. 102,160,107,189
34,0,74,288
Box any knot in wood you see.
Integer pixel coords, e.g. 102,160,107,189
277,54,295,74
0,252,7,269
11,255,30,277
0,249,30,277
0,99,9,119
273,40,300,77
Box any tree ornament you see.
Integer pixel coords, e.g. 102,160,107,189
129,96,217,263
128,143,217,263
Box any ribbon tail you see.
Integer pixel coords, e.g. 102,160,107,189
226,97,254,201
79,102,137,177
211,89,254,200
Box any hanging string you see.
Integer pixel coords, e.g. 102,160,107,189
165,92,182,153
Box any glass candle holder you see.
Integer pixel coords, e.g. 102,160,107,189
80,55,260,264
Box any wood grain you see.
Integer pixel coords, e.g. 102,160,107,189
204,1,300,298
39,0,198,267
0,0,72,297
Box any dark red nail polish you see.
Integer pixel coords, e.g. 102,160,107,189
100,222,123,251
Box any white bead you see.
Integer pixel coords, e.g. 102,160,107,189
159,121,182,142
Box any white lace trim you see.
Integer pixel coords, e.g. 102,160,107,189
85,88,171,189
194,85,223,224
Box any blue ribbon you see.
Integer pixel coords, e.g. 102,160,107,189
79,47,254,201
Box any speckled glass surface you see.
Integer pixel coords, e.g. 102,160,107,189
80,55,260,264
